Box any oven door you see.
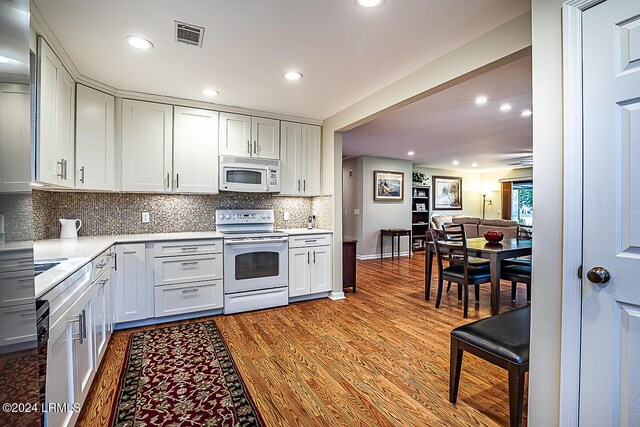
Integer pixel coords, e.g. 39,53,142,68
223,239,288,293
219,164,269,192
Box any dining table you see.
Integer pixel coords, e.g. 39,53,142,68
424,237,533,315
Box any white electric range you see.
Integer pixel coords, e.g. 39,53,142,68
216,209,289,314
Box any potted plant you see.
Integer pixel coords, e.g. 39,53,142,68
412,171,428,186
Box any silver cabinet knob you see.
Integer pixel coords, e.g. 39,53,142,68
587,266,611,284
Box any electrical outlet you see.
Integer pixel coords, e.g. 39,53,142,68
141,212,150,223
284,211,290,221
344,209,348,215
354,209,360,215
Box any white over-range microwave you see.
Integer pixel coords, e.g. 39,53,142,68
219,156,281,193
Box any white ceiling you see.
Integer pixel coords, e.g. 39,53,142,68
32,0,530,120
342,54,532,170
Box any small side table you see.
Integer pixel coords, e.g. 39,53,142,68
343,238,357,292
380,229,412,260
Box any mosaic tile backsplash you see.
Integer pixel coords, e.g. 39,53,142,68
33,190,333,240
0,193,33,242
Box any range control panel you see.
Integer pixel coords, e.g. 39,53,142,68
216,209,274,225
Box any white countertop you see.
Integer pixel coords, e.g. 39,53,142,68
35,231,223,298
278,228,333,235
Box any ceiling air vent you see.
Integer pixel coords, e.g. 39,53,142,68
175,21,205,47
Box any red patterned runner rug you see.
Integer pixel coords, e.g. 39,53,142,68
110,320,263,426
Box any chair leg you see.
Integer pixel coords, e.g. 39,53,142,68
511,281,517,301
449,337,464,404
526,282,531,302
435,274,444,308
463,284,469,318
457,283,462,301
474,284,480,302
507,364,526,427
446,281,451,293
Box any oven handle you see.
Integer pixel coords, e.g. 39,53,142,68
224,238,289,245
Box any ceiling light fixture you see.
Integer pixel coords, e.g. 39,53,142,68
472,162,478,168
521,109,533,117
0,56,9,64
407,151,414,156
283,71,303,81
126,35,154,50
202,88,219,97
355,0,386,8
500,103,512,112
475,95,488,105
452,160,459,166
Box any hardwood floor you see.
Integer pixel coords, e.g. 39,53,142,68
77,253,528,426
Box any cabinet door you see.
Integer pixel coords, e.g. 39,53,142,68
279,121,303,195
302,124,321,196
46,307,78,427
75,84,115,190
252,117,280,159
310,245,332,294
219,112,251,157
0,302,36,346
121,100,172,192
74,287,95,404
115,243,147,323
173,107,219,193
38,38,75,187
289,248,311,297
93,275,109,364
0,84,31,192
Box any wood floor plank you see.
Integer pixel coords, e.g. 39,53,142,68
77,253,528,426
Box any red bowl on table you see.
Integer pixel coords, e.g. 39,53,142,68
484,230,505,243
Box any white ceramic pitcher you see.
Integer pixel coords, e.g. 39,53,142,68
59,219,82,239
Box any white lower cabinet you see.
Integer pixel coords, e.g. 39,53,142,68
288,235,332,298
0,302,36,346
114,243,147,323
154,280,223,317
93,271,111,365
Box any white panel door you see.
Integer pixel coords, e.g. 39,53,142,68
581,1,640,425
173,106,219,193
219,112,251,157
252,117,280,159
56,64,75,188
302,124,321,196
280,121,303,195
0,84,31,192
310,245,332,294
289,248,310,297
115,244,147,323
121,99,172,192
75,84,115,190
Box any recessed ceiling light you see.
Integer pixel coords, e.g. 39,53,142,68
0,56,9,64
521,109,533,117
452,160,459,166
126,35,154,50
472,162,478,167
356,0,386,8
202,89,219,97
284,71,303,81
407,151,414,156
475,95,488,105
500,103,512,112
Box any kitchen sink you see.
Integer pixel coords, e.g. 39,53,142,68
34,258,68,276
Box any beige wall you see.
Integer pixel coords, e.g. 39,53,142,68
529,0,564,425
342,157,363,241
413,166,483,218
479,167,533,218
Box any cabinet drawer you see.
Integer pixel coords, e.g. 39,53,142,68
0,249,33,273
0,270,35,307
154,280,223,317
288,233,332,248
153,240,222,257
91,251,110,281
153,254,222,286
0,302,36,346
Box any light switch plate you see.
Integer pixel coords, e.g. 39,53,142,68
284,211,290,221
354,209,360,215
141,212,150,223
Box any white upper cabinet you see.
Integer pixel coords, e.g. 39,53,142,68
219,113,280,159
75,84,115,190
280,122,321,196
173,107,219,194
37,37,75,188
0,83,31,192
121,99,173,192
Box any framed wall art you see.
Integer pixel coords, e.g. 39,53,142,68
432,176,463,210
373,170,404,202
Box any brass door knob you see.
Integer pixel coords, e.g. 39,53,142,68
586,266,611,284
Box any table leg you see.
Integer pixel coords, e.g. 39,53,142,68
425,243,433,300
391,234,395,260
409,232,412,258
380,233,383,260
490,254,501,315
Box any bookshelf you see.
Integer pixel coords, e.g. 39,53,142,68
411,185,430,251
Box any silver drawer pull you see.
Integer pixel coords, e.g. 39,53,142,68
180,247,199,251
18,278,34,283
96,261,107,269
304,239,318,243
96,279,108,287
181,288,199,294
181,261,199,266
19,312,35,318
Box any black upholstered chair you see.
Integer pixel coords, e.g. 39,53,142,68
450,306,530,427
441,224,490,298
431,228,491,318
502,263,531,302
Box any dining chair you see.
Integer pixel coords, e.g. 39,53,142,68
431,229,492,318
502,263,531,302
442,224,489,300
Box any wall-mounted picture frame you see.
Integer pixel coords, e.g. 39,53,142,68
415,203,426,212
373,170,404,202
432,175,463,210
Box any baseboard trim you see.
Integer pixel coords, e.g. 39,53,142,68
329,291,346,300
114,308,223,330
289,292,331,303
356,251,411,260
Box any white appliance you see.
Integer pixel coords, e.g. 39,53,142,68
219,156,280,193
217,209,289,314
